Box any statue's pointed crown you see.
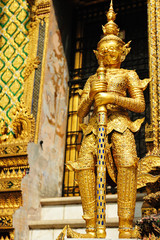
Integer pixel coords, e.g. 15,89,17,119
102,0,119,36
96,1,131,61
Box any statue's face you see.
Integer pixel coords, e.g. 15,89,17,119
98,40,123,67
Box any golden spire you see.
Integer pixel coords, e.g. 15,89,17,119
109,0,113,12
102,0,119,36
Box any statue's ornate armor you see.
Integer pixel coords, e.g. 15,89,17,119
74,69,148,169
69,69,150,238
67,1,151,238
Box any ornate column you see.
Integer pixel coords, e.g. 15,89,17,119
0,0,33,238
137,0,160,192
12,0,69,238
0,0,51,238
145,0,160,153
24,0,51,143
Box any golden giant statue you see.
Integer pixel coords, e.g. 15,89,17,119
67,1,150,239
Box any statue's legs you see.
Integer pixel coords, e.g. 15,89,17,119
67,133,97,238
77,133,97,237
111,129,138,238
77,168,96,236
117,166,137,238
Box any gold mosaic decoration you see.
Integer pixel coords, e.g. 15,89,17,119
0,0,30,135
0,191,22,229
0,0,51,238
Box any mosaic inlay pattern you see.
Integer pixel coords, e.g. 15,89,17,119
0,0,30,134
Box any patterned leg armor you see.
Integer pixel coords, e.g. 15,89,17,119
67,168,96,238
117,166,137,238
111,129,138,239
78,169,96,236
77,133,97,236
67,133,97,238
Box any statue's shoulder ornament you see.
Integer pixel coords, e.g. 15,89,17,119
127,70,151,91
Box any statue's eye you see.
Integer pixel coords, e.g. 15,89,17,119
110,46,115,51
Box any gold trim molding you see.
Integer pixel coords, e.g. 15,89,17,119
136,0,160,190
146,0,160,151
24,0,51,143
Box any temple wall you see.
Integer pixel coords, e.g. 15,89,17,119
13,1,69,239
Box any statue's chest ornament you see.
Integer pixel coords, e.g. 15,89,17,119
105,72,127,96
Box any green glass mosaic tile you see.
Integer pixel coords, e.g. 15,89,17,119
0,0,30,133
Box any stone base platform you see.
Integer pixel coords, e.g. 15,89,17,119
28,194,145,240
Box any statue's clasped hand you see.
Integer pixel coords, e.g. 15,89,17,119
94,92,117,107
90,81,108,100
